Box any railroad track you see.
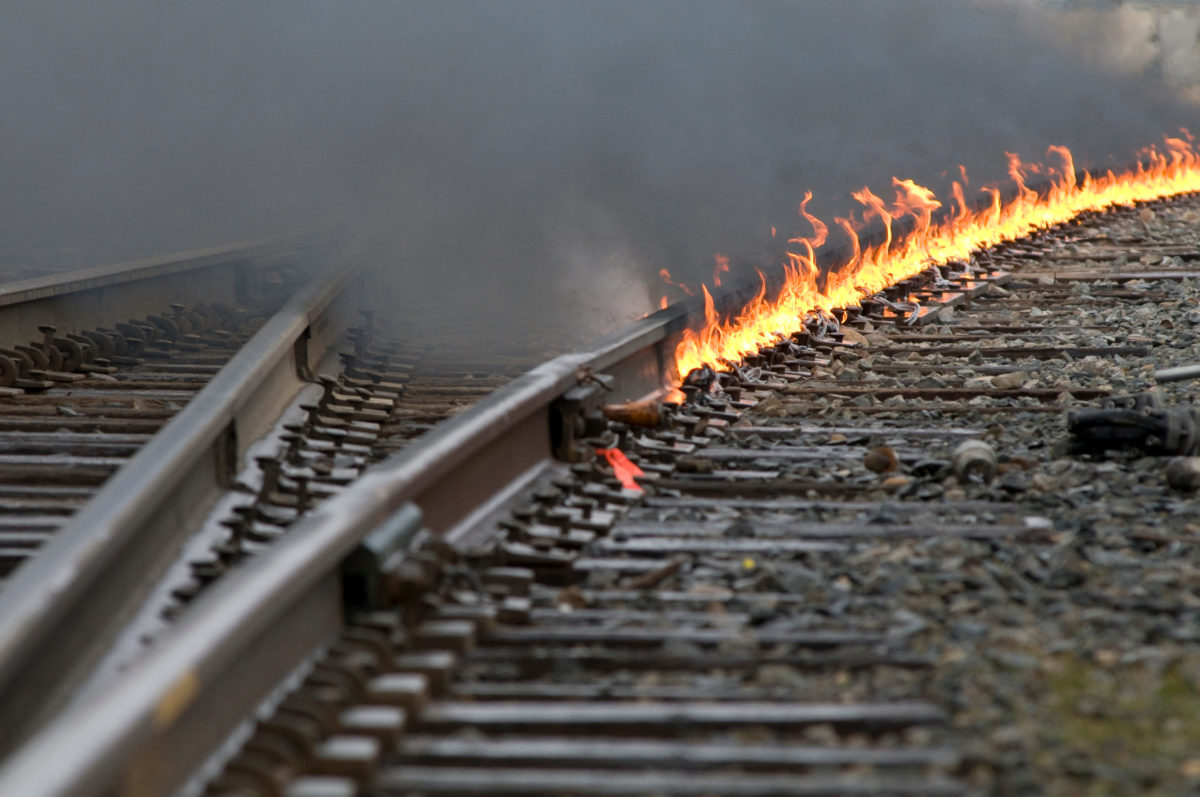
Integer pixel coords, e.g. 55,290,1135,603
0,234,360,751
146,330,540,626
2,187,1200,795
0,232,571,760
0,278,295,583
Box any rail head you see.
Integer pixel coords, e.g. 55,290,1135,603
0,230,342,363
0,231,335,308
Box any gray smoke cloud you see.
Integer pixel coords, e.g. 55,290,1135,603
0,1,1191,341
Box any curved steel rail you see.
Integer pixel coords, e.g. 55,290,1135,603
0,234,353,756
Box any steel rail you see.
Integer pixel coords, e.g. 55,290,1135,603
0,239,355,758
0,166,1154,794
0,231,332,346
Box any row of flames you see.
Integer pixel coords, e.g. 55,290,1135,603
662,133,1200,381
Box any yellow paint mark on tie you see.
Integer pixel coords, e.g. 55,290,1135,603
154,670,199,729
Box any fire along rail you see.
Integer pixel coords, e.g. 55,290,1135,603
0,163,1177,793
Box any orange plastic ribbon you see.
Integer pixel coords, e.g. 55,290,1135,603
596,447,644,492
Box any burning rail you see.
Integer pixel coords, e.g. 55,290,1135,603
668,134,1200,379
4,137,1200,795
9,188,1200,795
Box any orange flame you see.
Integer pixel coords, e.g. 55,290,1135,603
674,135,1200,378
712,254,730,286
597,447,644,492
658,267,696,297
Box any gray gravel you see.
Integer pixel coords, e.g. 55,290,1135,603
667,196,1200,795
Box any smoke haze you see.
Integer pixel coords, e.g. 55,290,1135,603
0,1,1192,338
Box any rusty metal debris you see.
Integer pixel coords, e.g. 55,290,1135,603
600,398,662,429
864,445,899,474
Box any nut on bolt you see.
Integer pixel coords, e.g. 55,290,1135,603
1166,458,1200,492
952,440,997,483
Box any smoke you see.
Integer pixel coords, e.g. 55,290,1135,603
0,1,1191,342
1011,2,1161,79
1009,1,1200,107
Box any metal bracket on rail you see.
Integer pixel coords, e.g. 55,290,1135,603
549,366,615,462
1067,390,1200,456
341,503,426,611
